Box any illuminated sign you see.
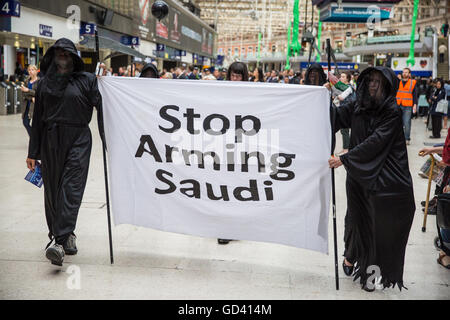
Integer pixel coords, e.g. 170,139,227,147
313,0,401,8
320,3,394,22
367,34,419,43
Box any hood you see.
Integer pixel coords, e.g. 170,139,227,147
140,63,159,78
357,66,399,95
355,66,399,114
40,38,84,75
304,63,327,86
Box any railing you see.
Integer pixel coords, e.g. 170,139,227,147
344,34,422,48
235,51,337,61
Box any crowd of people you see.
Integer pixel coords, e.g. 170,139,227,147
20,37,449,292
105,61,351,86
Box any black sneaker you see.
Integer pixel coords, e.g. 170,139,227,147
217,239,232,245
342,259,354,277
46,244,65,266
422,205,437,215
63,233,78,255
421,197,437,207
434,236,442,251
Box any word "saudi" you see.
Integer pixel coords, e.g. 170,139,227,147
135,105,297,202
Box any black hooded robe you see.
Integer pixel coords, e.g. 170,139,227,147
304,63,327,86
28,38,104,245
139,63,160,78
332,67,415,289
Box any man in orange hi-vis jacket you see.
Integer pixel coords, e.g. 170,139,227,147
396,68,418,145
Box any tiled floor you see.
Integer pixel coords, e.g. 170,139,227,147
0,113,448,299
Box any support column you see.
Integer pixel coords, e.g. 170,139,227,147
3,45,15,77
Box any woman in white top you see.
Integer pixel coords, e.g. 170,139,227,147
330,71,355,155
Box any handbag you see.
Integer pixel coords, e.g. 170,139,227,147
437,193,450,230
436,99,448,114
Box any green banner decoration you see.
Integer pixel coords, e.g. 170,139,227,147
290,0,302,56
316,10,322,62
406,0,419,67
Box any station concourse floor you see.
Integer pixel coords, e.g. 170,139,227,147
0,113,448,300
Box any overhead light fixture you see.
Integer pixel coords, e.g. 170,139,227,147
30,42,35,49
14,40,19,48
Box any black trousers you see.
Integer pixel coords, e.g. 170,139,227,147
41,124,92,244
341,128,350,149
431,114,442,138
418,106,428,117
22,104,32,137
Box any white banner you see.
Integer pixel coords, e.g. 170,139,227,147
99,78,331,253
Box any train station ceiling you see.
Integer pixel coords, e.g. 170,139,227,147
194,0,447,42
196,0,317,41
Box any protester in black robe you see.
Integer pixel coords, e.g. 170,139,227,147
328,66,415,291
26,38,105,266
304,63,327,86
139,62,159,78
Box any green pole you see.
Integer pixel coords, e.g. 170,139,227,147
316,10,322,62
406,0,419,67
257,32,261,67
290,0,302,56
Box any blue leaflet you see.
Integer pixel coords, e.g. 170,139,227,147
25,163,43,188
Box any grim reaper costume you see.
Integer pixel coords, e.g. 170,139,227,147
304,63,327,86
28,38,105,262
331,67,415,290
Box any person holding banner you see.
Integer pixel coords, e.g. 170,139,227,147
216,61,250,245
328,67,415,291
226,62,249,82
139,63,160,79
304,63,327,86
26,38,105,266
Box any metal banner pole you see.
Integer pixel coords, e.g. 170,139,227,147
327,38,339,290
95,29,114,264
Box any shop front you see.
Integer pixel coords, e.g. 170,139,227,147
0,5,79,78
136,0,215,71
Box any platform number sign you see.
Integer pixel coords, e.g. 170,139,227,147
120,36,140,46
80,22,96,36
0,0,20,17
131,37,139,46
